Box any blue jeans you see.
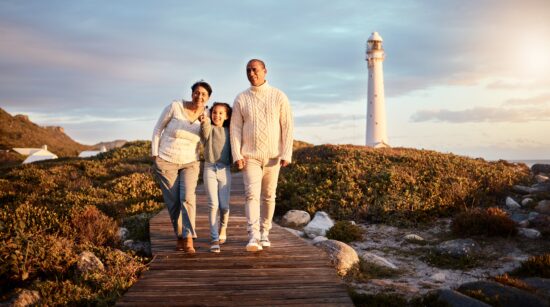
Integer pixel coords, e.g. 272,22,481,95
203,162,231,241
153,157,200,239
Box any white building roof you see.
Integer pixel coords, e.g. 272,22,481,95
13,148,42,155
22,149,58,164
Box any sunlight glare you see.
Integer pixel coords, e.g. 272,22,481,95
519,36,550,76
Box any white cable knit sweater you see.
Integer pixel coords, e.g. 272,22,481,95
230,82,293,163
151,100,201,164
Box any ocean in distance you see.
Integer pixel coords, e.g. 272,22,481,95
507,159,550,168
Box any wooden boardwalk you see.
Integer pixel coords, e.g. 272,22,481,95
117,173,353,306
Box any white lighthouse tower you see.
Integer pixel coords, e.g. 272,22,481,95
365,32,389,148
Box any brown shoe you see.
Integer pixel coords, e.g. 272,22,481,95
184,236,195,254
176,238,185,251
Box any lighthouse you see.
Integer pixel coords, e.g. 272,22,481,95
365,32,389,148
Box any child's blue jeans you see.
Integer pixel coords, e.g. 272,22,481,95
203,162,231,241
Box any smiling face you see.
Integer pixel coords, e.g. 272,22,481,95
191,86,210,108
246,60,267,87
210,104,228,127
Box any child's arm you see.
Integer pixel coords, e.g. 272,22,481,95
200,116,213,143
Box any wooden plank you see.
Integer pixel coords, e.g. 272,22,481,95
117,173,353,306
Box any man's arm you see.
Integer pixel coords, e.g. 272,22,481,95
230,98,245,167
279,93,294,166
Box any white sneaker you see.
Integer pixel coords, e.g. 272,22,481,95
260,239,271,248
260,234,271,248
246,239,263,252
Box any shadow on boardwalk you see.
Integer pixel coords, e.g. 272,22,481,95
117,173,353,306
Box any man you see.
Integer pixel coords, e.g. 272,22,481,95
230,59,294,252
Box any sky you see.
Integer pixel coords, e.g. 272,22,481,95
1,0,549,160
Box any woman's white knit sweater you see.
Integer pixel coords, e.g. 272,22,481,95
230,82,293,163
151,100,201,164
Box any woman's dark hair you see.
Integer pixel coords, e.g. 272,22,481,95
211,102,232,127
191,80,212,96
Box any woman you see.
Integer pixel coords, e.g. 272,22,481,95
152,80,211,253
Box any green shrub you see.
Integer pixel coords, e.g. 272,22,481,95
421,249,480,270
0,140,160,303
326,221,363,243
97,141,152,162
511,253,550,278
492,273,534,292
451,207,517,237
277,145,530,225
346,258,401,283
348,290,408,307
70,206,119,247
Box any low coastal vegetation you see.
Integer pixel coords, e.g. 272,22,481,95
277,145,530,225
1,141,544,305
0,141,163,305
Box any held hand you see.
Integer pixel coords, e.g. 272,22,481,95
236,159,246,170
280,160,290,167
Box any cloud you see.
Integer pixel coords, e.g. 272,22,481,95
410,107,550,123
13,110,153,125
295,113,354,127
504,93,550,106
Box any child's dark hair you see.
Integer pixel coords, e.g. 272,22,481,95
211,102,232,127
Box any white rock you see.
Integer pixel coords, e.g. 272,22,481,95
312,236,328,244
518,228,541,239
518,220,530,228
505,197,521,210
435,239,479,258
360,251,398,270
303,211,334,239
123,240,151,255
77,251,104,274
535,200,550,214
283,227,304,238
280,210,311,228
404,234,425,243
534,174,549,183
118,227,129,241
431,272,447,282
317,239,359,276
521,198,533,206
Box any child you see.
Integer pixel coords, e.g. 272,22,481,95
200,102,232,253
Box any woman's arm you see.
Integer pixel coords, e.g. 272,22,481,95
151,103,174,156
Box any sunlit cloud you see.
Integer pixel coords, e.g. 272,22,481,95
295,113,353,127
20,111,153,125
504,93,550,106
410,107,550,123
0,22,172,82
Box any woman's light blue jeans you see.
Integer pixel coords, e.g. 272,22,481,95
203,162,231,242
153,157,200,239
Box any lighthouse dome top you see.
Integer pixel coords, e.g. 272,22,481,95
368,32,383,42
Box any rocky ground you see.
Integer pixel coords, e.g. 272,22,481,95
278,163,550,306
